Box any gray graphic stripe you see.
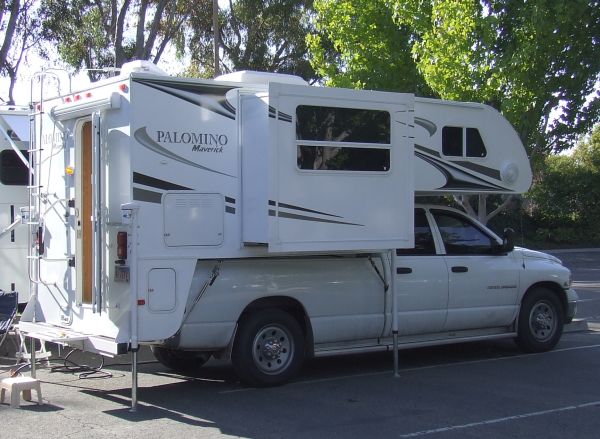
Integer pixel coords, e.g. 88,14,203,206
415,117,437,136
134,127,235,178
133,187,162,204
269,209,363,226
451,160,501,180
415,143,441,158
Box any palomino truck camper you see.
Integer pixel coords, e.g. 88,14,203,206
18,62,575,406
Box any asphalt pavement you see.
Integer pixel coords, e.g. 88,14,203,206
1,248,599,438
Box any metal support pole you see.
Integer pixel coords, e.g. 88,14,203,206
130,347,138,412
390,250,400,378
393,331,400,378
30,337,36,378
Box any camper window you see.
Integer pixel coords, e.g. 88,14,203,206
295,105,391,172
0,149,29,186
442,126,488,158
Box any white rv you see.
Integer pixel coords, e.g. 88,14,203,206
0,106,30,307
18,63,575,392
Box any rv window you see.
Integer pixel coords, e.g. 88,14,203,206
297,145,390,171
296,106,390,144
0,149,29,186
442,126,462,156
466,128,487,157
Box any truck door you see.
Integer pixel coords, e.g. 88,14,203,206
430,208,520,331
394,208,448,335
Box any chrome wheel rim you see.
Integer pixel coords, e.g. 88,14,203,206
252,324,294,375
529,301,557,342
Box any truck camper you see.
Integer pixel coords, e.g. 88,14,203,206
0,106,30,307
18,62,575,402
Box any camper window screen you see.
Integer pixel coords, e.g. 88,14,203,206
0,150,29,186
296,105,391,172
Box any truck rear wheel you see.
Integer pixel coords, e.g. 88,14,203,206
516,287,564,352
151,346,211,373
232,309,305,387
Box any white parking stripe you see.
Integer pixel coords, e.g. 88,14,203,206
218,343,600,394
399,401,600,437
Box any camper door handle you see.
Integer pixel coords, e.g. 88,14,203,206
451,266,468,273
396,267,413,274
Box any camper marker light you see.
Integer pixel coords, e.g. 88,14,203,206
74,94,81,101
117,231,128,260
64,97,72,103
137,299,145,306
65,166,74,176
119,84,129,93
85,92,93,98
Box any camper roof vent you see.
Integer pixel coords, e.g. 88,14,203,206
120,60,167,77
216,71,308,86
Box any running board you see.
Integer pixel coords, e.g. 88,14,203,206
17,321,128,357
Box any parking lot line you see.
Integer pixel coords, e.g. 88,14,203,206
399,400,600,437
218,343,600,394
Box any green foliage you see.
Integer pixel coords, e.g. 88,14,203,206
186,0,316,80
525,125,600,246
310,0,600,160
308,0,434,94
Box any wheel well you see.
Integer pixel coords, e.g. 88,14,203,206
523,282,567,319
239,296,314,357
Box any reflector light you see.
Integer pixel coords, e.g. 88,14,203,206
137,299,145,306
65,166,74,176
117,231,128,260
119,84,129,93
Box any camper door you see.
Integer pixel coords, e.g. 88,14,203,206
266,83,415,253
74,114,102,311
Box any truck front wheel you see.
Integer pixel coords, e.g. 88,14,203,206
232,309,305,386
516,287,564,352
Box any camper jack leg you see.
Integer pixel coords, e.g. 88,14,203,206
130,347,138,412
30,337,36,378
393,331,400,378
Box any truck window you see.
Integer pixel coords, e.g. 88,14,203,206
0,149,29,186
296,105,391,172
432,210,494,255
396,209,436,255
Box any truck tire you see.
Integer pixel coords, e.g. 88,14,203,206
151,346,211,373
516,287,564,353
232,309,305,387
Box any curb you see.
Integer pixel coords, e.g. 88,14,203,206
564,319,589,333
546,248,600,254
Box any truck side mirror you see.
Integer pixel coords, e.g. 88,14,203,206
502,228,515,253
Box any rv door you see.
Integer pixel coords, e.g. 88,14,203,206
75,114,102,312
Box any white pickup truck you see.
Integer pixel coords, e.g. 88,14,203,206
152,204,578,386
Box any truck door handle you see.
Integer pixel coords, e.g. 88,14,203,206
397,267,413,274
451,266,468,273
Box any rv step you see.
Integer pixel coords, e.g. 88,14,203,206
17,321,89,344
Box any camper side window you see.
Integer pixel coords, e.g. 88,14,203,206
296,105,391,172
0,150,29,186
442,126,487,158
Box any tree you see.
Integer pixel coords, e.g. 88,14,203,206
309,0,600,223
308,0,433,94
0,0,44,103
526,124,600,245
185,0,317,80
40,0,207,81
